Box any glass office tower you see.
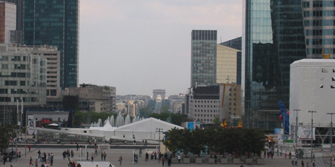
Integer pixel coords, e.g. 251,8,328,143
23,0,79,88
243,0,306,129
191,30,217,87
302,0,335,58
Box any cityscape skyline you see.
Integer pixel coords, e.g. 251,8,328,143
78,0,242,96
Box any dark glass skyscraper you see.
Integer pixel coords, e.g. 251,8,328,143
243,0,306,130
23,0,79,88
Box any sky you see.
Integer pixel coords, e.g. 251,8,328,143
79,0,242,96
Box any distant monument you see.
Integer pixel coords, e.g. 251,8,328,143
153,89,166,101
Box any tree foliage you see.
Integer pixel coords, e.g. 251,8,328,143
164,127,267,157
0,125,14,154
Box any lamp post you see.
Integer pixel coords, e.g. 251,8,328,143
327,113,335,167
156,128,163,163
293,109,301,147
308,110,316,162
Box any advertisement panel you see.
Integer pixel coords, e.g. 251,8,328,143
27,115,36,135
186,122,200,131
298,126,315,140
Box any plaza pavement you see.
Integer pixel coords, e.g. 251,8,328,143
1,146,299,167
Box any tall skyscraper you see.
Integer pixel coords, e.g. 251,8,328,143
302,0,335,58
216,44,240,84
191,30,217,87
23,0,79,88
0,1,16,44
243,0,306,129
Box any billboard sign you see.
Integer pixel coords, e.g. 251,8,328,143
298,126,315,140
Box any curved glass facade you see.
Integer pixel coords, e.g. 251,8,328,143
243,0,306,129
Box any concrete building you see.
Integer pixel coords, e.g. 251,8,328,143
64,84,113,113
221,84,242,124
188,85,222,125
302,0,335,58
168,95,184,114
216,45,241,84
1,44,61,98
290,59,335,145
0,1,16,44
191,30,217,87
0,47,47,125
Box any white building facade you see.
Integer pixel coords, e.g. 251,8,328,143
290,59,335,144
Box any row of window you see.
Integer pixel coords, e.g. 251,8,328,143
194,114,217,117
194,109,219,113
306,38,335,45
303,1,335,8
192,100,219,103
193,105,219,108
304,20,335,26
305,29,335,36
304,10,335,17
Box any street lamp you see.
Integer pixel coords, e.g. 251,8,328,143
327,113,335,167
308,110,317,162
156,128,163,163
293,109,301,147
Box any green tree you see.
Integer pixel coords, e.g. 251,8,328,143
0,125,14,153
189,128,207,157
163,128,183,156
212,116,220,127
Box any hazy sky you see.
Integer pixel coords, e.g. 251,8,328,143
79,0,242,96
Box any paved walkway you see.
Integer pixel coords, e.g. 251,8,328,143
1,147,297,167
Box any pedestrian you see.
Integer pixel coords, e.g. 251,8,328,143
280,149,282,156
285,151,287,159
10,164,13,167
103,152,106,161
35,159,38,167
101,152,103,160
119,155,123,166
91,153,94,162
77,163,81,167
50,153,54,166
38,150,41,158
312,160,315,167
277,148,279,156
306,162,309,167
302,160,304,167
95,147,98,155
292,157,294,166
41,162,45,167
3,154,6,165
289,151,292,159
139,149,142,157
29,157,34,166
177,154,181,163
167,157,171,167
295,157,298,166
161,157,165,167
76,143,79,151
240,164,244,167
145,152,149,161
28,145,31,152
71,150,74,158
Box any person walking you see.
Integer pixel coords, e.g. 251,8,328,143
145,152,149,162
101,152,103,160
167,157,171,167
50,153,54,166
103,152,106,161
289,151,292,159
77,163,81,167
35,159,38,167
91,153,94,162
306,162,309,167
139,149,142,157
302,160,304,167
161,157,165,167
177,154,181,163
119,155,123,166
29,157,34,166
28,145,31,152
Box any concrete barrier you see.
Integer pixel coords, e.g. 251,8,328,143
208,158,215,164
221,158,228,164
196,158,202,164
257,158,264,165
183,158,190,164
233,158,241,164
246,158,253,165
172,157,178,164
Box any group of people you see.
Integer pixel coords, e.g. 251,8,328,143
2,151,14,165
62,150,74,159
